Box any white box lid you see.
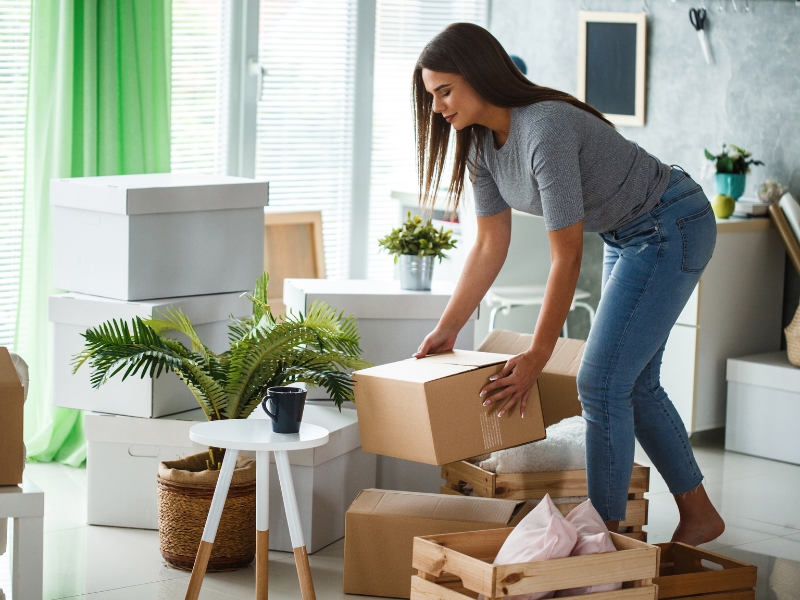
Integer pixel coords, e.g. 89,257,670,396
49,291,251,326
84,404,361,466
283,278,478,320
50,173,269,215
727,352,800,394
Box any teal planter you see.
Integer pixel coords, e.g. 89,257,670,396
715,173,747,199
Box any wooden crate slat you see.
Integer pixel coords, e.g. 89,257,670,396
629,464,651,493
412,536,497,596
494,546,659,596
411,575,475,600
654,543,757,599
441,461,495,498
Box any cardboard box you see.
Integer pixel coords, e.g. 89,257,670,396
51,173,268,301
50,291,251,418
477,329,585,428
343,489,530,599
0,347,24,485
726,351,800,465
353,350,547,466
86,405,376,552
286,278,480,492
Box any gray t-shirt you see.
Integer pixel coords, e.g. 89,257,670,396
469,101,671,233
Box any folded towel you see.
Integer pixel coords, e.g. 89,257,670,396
479,416,586,474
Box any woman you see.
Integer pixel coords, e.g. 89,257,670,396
412,23,724,546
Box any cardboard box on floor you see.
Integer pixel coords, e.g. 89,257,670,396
343,489,531,599
352,331,585,465
0,347,24,485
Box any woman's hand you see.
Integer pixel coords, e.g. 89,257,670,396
479,350,548,418
414,327,458,358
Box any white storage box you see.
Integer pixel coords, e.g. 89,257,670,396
51,173,268,300
51,291,251,417
85,404,376,552
284,278,471,493
726,351,800,465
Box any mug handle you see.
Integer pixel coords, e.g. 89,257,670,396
261,396,278,423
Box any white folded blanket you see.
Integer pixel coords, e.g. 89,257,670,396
478,416,586,474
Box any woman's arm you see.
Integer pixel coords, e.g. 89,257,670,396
414,208,512,357
480,219,584,417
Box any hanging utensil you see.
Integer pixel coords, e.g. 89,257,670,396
690,7,712,64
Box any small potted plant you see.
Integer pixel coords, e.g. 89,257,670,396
73,273,370,571
378,211,457,291
704,144,764,200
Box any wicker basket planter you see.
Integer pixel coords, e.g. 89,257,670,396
157,451,256,571
785,304,800,367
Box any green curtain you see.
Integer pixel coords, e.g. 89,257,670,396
18,0,171,466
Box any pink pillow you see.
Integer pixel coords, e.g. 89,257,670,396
554,499,622,597
482,495,577,600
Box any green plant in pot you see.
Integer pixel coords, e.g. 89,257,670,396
378,211,457,291
705,144,764,216
73,273,371,571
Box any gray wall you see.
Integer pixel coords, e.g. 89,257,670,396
484,0,800,342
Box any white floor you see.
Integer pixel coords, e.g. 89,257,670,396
2,435,800,600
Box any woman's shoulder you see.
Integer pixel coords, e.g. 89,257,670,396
516,100,583,129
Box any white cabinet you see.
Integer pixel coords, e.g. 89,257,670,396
660,219,785,434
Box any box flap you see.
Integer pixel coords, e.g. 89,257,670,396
478,331,584,427
0,347,24,485
348,489,519,525
353,350,510,384
727,352,800,394
50,174,269,215
49,291,251,327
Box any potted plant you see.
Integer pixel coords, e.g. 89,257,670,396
704,144,764,200
378,211,457,290
73,273,370,571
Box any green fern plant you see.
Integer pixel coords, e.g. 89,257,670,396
72,273,372,420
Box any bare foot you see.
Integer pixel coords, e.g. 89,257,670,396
670,483,725,546
671,514,725,546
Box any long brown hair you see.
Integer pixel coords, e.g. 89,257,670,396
413,22,613,214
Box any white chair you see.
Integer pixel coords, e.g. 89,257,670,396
485,285,596,337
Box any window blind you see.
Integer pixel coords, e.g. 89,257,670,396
0,1,31,348
255,0,358,280
367,0,487,280
171,0,228,174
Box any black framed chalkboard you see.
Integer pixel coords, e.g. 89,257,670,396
578,12,647,127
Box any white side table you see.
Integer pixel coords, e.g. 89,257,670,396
0,475,44,600
185,420,329,600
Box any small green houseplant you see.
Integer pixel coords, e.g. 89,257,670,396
73,273,371,421
378,211,457,291
704,144,764,199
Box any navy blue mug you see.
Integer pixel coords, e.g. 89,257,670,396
261,386,306,434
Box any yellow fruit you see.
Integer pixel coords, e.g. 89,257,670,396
711,194,735,219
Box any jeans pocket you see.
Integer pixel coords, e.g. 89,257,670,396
677,203,716,273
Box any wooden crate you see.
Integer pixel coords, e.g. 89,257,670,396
441,460,650,541
654,543,757,600
411,529,661,600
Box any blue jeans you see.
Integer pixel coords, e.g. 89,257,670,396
578,167,716,521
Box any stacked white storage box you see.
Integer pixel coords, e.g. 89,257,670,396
284,278,478,494
85,405,375,552
726,352,800,465
49,173,268,416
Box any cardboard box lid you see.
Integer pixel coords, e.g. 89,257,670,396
478,330,584,427
727,351,800,394
85,404,362,466
49,291,252,327
348,489,522,525
50,173,269,215
353,350,512,384
283,278,478,321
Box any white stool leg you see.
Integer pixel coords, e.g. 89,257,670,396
256,450,270,600
185,448,239,600
275,450,316,600
12,516,43,600
574,301,596,328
